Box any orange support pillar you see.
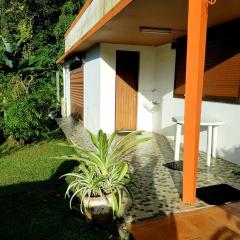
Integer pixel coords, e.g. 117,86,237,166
182,0,209,204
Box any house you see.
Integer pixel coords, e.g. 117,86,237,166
57,0,240,204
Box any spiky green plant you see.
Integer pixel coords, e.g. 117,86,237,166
61,129,151,218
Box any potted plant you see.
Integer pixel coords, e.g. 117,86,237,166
61,129,150,223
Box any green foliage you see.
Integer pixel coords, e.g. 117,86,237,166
0,1,33,41
53,0,85,58
0,36,40,76
0,36,56,142
62,130,151,218
53,1,81,41
0,0,85,142
2,92,51,142
1,74,55,142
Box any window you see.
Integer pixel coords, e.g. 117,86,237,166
174,19,240,103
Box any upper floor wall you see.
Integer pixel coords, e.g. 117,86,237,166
65,0,121,52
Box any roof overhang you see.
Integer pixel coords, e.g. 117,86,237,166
57,0,240,64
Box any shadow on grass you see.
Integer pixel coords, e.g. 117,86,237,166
29,124,67,144
0,127,67,158
0,160,119,240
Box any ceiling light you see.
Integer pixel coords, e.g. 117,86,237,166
140,27,171,35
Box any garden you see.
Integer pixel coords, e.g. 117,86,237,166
0,2,147,238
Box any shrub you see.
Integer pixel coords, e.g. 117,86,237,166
2,94,50,142
1,74,55,142
62,129,151,218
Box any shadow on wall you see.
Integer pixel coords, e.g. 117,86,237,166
158,124,176,138
83,44,101,62
218,145,240,165
0,160,118,240
159,125,240,166
159,124,209,141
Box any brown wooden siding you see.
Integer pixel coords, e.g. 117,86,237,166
115,51,139,131
174,19,240,103
70,65,84,120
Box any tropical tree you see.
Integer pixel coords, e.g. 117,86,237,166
0,0,85,143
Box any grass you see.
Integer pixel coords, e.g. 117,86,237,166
0,133,119,240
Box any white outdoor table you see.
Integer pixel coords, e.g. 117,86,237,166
172,116,224,166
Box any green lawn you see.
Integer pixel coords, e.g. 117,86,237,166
0,134,118,240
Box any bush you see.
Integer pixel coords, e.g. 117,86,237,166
0,1,84,144
1,74,56,142
2,95,49,142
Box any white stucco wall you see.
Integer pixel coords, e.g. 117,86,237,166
83,45,101,134
152,44,182,135
100,43,156,133
82,42,239,164
200,102,240,164
63,65,71,117
153,44,240,164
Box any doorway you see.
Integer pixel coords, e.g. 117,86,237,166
115,50,139,131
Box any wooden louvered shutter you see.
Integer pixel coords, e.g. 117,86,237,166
174,20,240,102
70,63,84,121
204,38,240,99
174,40,187,96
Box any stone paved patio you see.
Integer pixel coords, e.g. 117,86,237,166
56,117,240,223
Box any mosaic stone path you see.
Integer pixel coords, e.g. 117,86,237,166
56,117,240,223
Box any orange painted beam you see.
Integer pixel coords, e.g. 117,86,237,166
182,0,209,204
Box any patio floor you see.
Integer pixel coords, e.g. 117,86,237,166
56,117,240,223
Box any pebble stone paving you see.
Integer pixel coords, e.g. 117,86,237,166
56,117,240,223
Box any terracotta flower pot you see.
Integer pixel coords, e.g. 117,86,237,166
83,194,113,224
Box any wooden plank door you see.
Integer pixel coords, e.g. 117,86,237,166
115,51,139,131
70,63,84,121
